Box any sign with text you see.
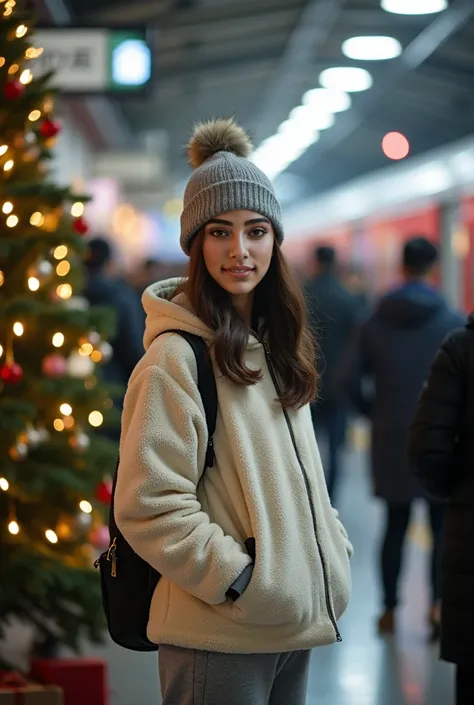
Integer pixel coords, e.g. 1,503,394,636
33,28,152,93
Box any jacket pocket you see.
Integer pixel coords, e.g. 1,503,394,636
226,538,256,602
326,525,352,620
228,538,256,602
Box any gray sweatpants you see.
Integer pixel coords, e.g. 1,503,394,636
159,645,311,705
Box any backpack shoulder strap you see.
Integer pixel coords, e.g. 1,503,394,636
155,329,217,469
109,329,217,536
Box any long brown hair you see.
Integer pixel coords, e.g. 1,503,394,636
183,232,317,409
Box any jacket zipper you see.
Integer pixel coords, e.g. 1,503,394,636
263,341,342,643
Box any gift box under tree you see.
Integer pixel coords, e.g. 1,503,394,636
30,660,107,705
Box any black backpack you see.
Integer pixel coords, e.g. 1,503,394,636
95,331,217,652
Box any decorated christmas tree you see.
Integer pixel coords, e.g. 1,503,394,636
0,1,118,665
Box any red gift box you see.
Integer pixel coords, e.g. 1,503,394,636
30,660,107,705
0,672,63,705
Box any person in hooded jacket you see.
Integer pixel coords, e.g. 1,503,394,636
408,315,474,705
114,118,353,705
344,236,462,638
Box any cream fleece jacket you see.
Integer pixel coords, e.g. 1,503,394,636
115,278,353,654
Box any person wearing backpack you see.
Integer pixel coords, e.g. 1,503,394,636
113,118,353,705
408,316,474,705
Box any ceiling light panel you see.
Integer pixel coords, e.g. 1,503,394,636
342,36,402,61
320,67,373,92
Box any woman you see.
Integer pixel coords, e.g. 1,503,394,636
408,316,474,705
115,118,352,705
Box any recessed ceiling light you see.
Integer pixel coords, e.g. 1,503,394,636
320,67,373,92
342,36,402,61
288,106,335,131
381,0,447,15
303,88,351,113
254,128,320,179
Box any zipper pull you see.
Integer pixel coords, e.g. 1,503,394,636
107,537,117,561
263,341,271,358
205,438,214,468
111,552,117,578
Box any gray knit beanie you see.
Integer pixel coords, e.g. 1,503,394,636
180,118,283,255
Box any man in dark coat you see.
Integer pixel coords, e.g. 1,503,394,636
84,238,145,439
305,246,360,503
345,236,463,636
408,316,474,705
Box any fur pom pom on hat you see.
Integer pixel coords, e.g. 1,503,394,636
188,118,252,168
180,118,283,255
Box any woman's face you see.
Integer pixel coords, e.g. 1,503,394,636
202,210,275,302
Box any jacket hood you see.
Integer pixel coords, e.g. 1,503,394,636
142,277,262,351
142,277,213,350
376,284,446,330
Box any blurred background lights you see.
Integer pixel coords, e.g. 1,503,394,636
8,521,20,535
30,212,44,226
45,529,58,544
28,277,40,291
57,284,73,299
320,67,373,92
53,245,68,260
60,403,72,416
342,36,402,61
56,261,70,276
382,131,410,160
71,202,84,217
13,322,24,336
79,500,92,514
88,411,104,427
289,105,335,131
19,68,32,85
381,0,448,14
302,88,351,113
0,477,9,491
52,332,64,347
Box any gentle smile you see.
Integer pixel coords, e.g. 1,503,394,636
222,266,255,272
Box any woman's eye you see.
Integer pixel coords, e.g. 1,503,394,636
209,229,228,238
249,228,267,238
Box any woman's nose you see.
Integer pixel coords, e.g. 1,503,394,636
229,234,249,260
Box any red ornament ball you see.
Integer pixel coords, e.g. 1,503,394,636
42,353,67,378
73,216,89,236
95,479,112,505
3,80,24,100
39,118,61,139
0,362,24,384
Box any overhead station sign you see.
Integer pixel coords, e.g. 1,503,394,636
33,28,152,93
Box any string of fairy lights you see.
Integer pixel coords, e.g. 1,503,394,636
0,1,113,549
